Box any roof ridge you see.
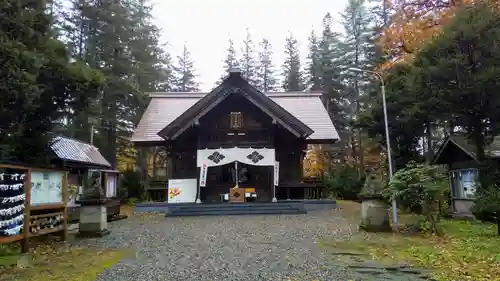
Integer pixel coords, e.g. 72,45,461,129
53,135,96,148
149,91,323,98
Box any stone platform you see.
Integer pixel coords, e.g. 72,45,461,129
135,199,337,217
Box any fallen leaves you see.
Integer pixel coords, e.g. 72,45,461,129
332,201,500,281
0,244,130,281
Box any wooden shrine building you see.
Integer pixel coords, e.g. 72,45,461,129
131,69,339,203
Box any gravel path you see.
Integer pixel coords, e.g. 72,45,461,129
75,209,360,281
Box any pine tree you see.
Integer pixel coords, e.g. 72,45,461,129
218,38,239,82
282,33,305,92
240,28,257,85
306,30,322,91
172,44,199,92
341,0,372,176
60,0,171,167
255,38,278,92
0,0,104,164
317,13,349,163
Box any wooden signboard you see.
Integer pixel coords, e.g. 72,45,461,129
0,164,68,252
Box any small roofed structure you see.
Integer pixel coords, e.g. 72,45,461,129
50,136,112,169
131,69,339,204
432,134,500,218
49,136,121,221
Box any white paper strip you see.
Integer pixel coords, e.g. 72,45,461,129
0,173,25,181
0,183,23,191
1,193,25,204
0,213,24,228
199,163,208,187
0,204,25,216
197,147,275,167
274,161,280,186
3,224,23,236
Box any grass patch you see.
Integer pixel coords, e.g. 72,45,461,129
330,200,500,281
0,244,130,281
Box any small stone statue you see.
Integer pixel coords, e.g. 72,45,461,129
82,172,104,199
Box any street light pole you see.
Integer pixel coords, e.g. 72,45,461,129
348,67,398,228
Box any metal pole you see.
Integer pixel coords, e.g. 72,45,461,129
380,80,398,227
348,67,399,228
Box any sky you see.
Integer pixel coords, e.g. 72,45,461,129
151,0,348,91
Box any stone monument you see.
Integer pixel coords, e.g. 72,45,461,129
358,173,392,232
76,171,110,237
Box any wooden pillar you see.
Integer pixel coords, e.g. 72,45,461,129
21,169,32,253
61,171,69,241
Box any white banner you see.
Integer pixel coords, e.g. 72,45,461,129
168,179,197,203
199,163,208,187
197,147,275,167
274,161,280,186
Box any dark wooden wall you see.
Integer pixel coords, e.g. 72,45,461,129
167,92,306,188
198,94,274,149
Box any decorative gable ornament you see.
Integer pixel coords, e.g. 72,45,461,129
197,147,275,167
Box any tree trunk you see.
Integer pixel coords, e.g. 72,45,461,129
426,121,433,163
354,80,364,178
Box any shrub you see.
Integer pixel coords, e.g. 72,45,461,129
385,161,448,235
119,169,142,202
323,166,364,200
471,184,500,235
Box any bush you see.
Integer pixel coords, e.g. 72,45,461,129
119,169,142,202
472,185,500,228
385,161,448,235
323,166,364,200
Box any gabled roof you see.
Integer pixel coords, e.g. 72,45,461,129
157,70,313,140
131,71,340,144
50,136,111,168
432,134,500,164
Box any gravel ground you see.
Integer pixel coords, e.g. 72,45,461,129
75,209,361,281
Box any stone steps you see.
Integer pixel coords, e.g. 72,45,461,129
136,202,308,217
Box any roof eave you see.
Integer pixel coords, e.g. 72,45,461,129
60,158,111,169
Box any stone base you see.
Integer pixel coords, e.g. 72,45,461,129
79,204,108,237
360,199,391,232
77,229,111,238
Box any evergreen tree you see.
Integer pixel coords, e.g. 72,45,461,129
317,13,349,163
240,28,257,85
282,33,305,91
60,0,170,167
365,0,392,69
218,38,239,82
318,13,345,120
0,0,104,164
340,0,372,176
255,38,278,92
172,44,199,92
306,30,322,91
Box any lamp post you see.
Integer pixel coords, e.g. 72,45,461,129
348,67,399,227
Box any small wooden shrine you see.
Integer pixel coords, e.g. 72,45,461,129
131,69,339,204
49,136,122,221
433,134,500,217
